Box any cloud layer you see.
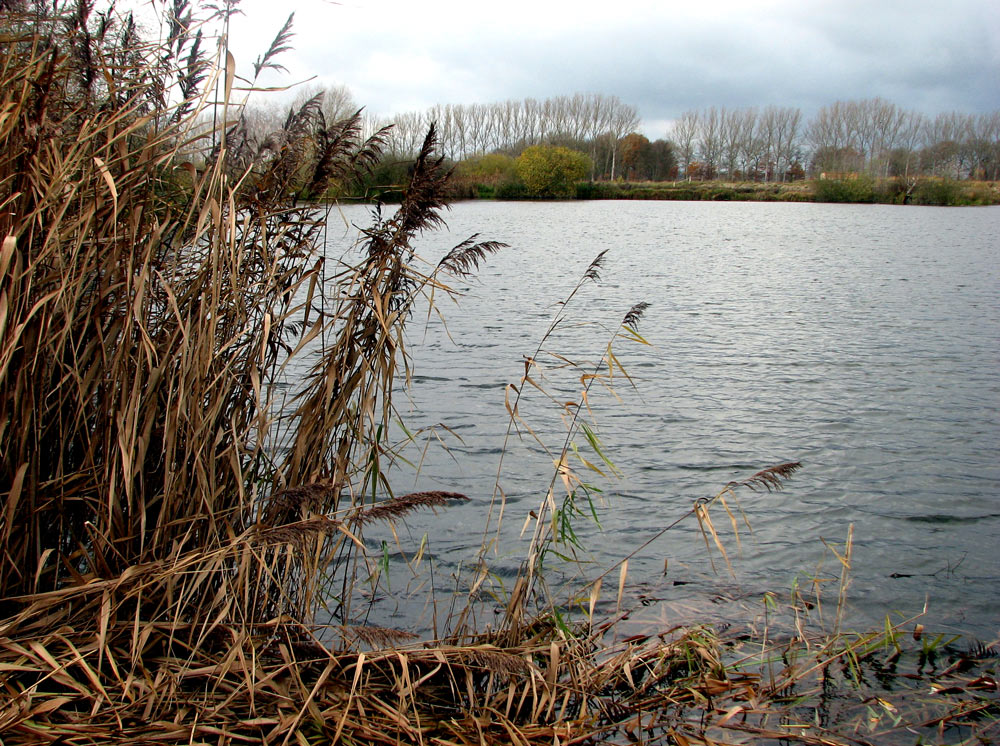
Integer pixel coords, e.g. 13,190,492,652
228,0,1000,136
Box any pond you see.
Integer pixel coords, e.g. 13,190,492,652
315,200,1000,642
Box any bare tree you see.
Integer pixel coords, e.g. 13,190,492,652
522,97,542,147
770,106,802,181
922,111,966,177
893,110,926,179
970,111,1000,180
241,99,286,148
697,106,722,179
719,107,742,179
736,107,763,179
808,100,861,175
382,110,426,156
671,110,699,180
292,82,357,127
606,97,641,179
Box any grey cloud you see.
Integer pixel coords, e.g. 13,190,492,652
240,0,999,130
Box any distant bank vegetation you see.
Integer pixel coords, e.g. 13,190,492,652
244,89,999,204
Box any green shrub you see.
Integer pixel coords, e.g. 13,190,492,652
494,179,531,199
455,153,518,183
575,181,622,199
515,145,592,198
813,175,876,203
961,183,1000,206
708,187,736,200
910,178,962,206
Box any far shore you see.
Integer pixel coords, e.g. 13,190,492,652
442,177,1000,206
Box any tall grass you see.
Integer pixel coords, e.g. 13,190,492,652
0,1,526,739
0,0,496,657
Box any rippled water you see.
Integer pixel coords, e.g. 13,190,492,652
318,200,1000,640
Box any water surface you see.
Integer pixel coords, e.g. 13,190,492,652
319,200,1000,640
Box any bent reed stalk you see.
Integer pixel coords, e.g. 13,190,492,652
2,3,996,745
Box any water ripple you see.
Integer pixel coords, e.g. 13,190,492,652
317,201,1000,639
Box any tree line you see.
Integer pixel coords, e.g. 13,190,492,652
244,89,999,184
663,100,998,182
245,91,660,182
807,100,998,180
372,93,641,179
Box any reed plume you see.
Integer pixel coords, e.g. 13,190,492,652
726,461,803,492
437,234,507,278
252,11,294,77
623,300,650,328
352,491,469,526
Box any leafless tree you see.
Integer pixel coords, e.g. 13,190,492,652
770,106,802,181
292,82,357,127
719,107,742,179
697,107,722,179
671,110,699,180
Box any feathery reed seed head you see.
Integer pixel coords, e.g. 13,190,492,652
353,491,470,526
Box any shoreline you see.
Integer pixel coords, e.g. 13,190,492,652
448,177,1000,205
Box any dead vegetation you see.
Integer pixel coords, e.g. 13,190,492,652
0,2,996,744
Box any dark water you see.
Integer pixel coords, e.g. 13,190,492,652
319,200,1000,641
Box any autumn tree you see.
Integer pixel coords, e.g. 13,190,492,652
620,133,676,180
515,145,591,197
620,133,648,179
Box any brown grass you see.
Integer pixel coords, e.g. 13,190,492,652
0,1,519,739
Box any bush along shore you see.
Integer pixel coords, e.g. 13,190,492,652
1,2,998,745
442,176,1000,205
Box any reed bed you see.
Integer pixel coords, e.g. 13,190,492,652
1,2,997,744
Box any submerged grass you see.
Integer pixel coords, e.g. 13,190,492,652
0,2,996,744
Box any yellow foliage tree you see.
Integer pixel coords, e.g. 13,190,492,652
515,145,592,197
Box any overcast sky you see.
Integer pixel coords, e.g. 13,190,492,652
224,0,1000,137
